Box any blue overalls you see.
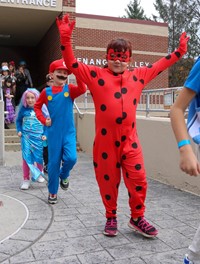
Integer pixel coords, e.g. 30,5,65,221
46,84,77,194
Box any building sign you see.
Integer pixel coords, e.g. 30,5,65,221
0,0,62,10
131,61,150,67
77,58,107,66
77,57,150,68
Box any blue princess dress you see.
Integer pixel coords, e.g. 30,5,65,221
16,106,47,181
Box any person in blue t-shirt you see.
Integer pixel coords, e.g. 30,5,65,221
170,57,200,264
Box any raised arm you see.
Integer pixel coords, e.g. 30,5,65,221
56,14,93,85
56,14,76,65
138,32,189,85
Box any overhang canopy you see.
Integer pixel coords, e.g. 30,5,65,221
0,2,62,47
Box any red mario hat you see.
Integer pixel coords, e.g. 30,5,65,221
49,59,71,74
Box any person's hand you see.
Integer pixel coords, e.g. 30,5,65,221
45,117,51,126
56,14,75,44
17,131,22,137
178,32,190,55
179,146,200,176
42,135,47,141
19,68,24,73
0,201,3,207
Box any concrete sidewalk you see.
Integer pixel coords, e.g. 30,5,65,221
0,151,200,264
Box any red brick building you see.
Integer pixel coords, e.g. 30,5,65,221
0,0,169,89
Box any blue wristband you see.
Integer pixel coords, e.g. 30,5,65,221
178,139,191,148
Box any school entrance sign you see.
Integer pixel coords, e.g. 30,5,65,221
0,0,62,11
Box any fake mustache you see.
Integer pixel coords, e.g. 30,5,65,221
56,75,68,80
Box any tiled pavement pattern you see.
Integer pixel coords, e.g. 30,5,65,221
0,151,200,264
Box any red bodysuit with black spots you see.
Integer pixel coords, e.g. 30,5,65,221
61,42,185,219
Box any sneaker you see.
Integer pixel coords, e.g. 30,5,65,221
184,254,194,264
103,218,118,236
128,216,158,238
48,194,57,204
37,175,45,183
20,180,30,190
60,178,69,190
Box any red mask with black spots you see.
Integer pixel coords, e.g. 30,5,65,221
106,49,130,62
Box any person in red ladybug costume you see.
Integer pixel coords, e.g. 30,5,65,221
56,14,189,237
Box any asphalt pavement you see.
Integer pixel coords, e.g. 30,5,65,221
0,151,200,264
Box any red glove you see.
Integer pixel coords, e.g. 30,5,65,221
56,14,76,45
178,32,190,55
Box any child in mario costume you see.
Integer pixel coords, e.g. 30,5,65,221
34,59,86,204
56,14,189,237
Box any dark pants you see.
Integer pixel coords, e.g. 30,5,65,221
43,146,48,166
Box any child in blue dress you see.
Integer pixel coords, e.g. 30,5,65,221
16,88,47,190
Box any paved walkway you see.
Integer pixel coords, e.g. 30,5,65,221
0,151,200,264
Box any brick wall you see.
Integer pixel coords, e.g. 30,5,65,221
74,30,169,89
75,29,167,54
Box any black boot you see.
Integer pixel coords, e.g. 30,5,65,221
4,123,10,129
